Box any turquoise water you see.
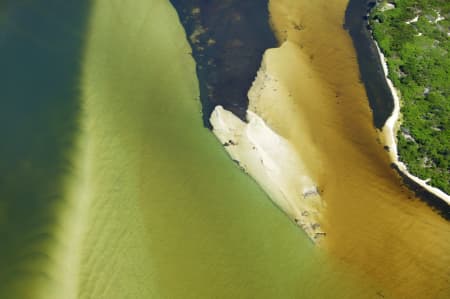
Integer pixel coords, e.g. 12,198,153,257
0,2,90,297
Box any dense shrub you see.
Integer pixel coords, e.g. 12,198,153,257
370,0,450,193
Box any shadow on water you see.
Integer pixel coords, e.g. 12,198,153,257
0,0,91,294
344,0,449,219
169,0,277,127
344,0,394,129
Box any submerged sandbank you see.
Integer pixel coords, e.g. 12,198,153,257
51,0,377,298
0,2,91,298
2,0,448,298
211,2,450,295
208,0,450,298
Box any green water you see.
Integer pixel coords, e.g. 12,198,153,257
0,0,381,298
0,1,90,297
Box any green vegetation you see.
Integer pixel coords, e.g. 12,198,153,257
370,0,450,193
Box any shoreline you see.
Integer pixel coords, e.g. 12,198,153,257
210,42,327,243
374,41,450,206
210,0,449,249
169,0,277,125
210,105,326,243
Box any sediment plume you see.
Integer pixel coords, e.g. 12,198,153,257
211,0,450,298
265,1,450,298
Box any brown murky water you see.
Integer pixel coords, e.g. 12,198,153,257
268,0,450,298
2,1,448,298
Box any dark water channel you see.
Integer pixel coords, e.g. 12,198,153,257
0,1,90,294
344,0,394,129
169,0,277,126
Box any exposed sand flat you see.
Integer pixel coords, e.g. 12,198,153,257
248,41,327,182
210,40,329,242
252,0,450,298
211,106,325,242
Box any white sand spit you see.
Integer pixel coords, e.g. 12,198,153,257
211,106,326,242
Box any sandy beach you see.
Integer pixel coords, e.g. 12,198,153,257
374,41,450,205
210,41,328,243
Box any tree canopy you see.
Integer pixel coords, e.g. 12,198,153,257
370,0,450,193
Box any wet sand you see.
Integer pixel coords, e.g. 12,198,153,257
267,0,450,298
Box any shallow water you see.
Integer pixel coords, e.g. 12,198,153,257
1,0,448,298
0,2,90,297
73,1,378,298
346,0,450,215
269,0,450,298
169,0,278,124
0,0,381,298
